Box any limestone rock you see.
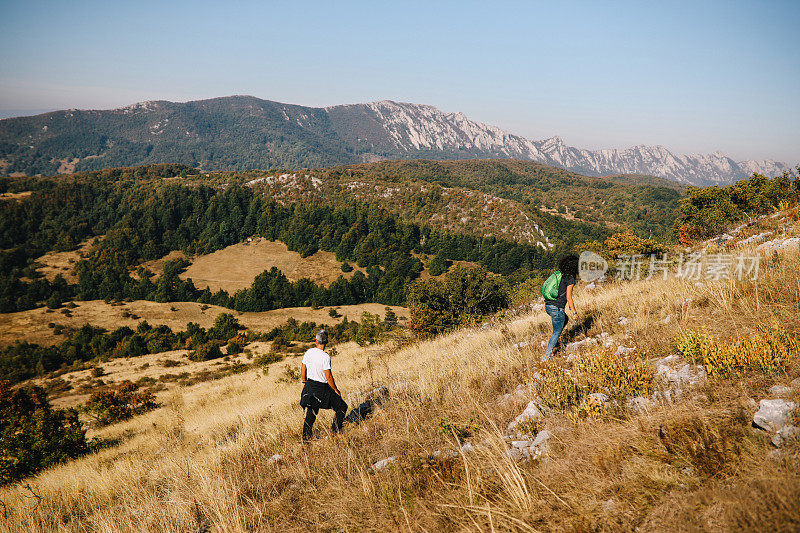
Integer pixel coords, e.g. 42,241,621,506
432,449,458,459
757,237,800,254
627,396,653,414
505,430,551,461
587,392,610,407
771,425,798,448
497,393,515,407
506,401,544,437
372,456,397,472
267,454,284,466
347,385,390,406
566,337,598,353
616,346,635,356
768,384,792,397
598,332,614,348
497,384,530,407
753,399,797,433
657,363,706,387
738,231,773,246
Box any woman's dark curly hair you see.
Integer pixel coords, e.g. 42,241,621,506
558,254,580,278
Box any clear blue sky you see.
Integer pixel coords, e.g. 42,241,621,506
1,0,798,163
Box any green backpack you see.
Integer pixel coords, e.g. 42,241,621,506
541,270,562,300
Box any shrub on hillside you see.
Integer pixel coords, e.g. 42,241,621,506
585,231,670,259
536,349,653,421
407,266,509,336
675,171,800,238
189,342,224,362
226,337,244,355
0,381,87,484
677,326,799,377
209,313,242,340
384,307,398,326
254,352,284,366
84,381,159,427
355,311,390,346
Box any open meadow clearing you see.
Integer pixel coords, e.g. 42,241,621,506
174,238,364,292
0,300,406,347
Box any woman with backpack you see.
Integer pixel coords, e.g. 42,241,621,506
542,254,579,360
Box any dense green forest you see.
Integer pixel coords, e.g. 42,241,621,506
0,164,565,313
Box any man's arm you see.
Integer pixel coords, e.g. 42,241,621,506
301,363,307,383
324,369,341,397
566,284,578,317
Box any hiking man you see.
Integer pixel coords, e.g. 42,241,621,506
299,330,348,443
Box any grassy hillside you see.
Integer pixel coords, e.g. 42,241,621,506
2,206,798,531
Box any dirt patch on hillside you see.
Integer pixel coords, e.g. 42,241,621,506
55,158,80,174
35,238,99,283
175,238,363,292
139,250,188,280
0,300,407,347
0,190,32,201
414,253,480,281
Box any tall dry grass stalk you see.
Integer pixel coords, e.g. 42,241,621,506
1,238,799,531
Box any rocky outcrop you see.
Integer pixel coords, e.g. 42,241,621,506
506,401,545,437
506,430,551,461
752,399,796,434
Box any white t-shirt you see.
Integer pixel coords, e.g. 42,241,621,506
302,347,331,383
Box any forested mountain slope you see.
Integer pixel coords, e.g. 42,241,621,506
311,159,683,240
0,164,568,315
0,96,789,184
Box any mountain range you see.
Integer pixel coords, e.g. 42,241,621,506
0,95,790,185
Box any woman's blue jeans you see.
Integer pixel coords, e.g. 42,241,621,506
544,304,567,360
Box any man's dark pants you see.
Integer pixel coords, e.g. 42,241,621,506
300,379,348,442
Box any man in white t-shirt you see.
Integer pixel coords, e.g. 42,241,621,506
299,330,348,443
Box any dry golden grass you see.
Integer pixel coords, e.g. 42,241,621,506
33,345,253,410
175,238,365,292
33,238,99,284
0,300,406,347
1,217,799,532
0,190,32,201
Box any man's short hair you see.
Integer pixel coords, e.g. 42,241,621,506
315,330,328,345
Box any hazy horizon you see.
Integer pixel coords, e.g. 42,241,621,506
1,1,798,163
